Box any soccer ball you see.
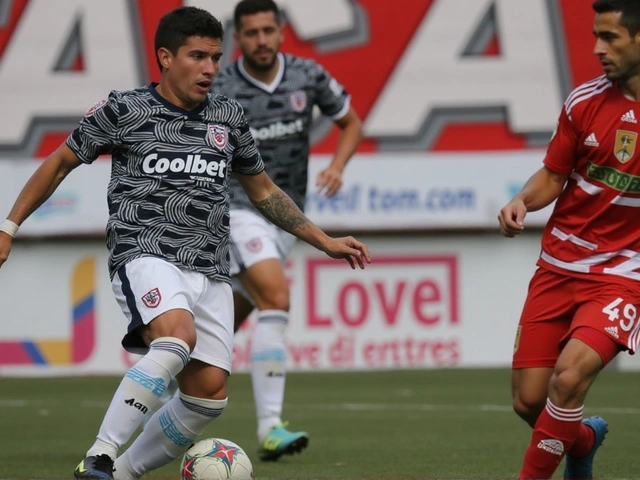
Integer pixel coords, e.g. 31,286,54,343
180,438,253,480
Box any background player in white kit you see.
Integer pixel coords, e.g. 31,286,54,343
0,6,369,480
216,0,363,461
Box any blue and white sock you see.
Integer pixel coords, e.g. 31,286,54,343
113,392,227,478
86,337,190,460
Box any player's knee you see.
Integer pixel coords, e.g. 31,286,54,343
144,310,198,351
256,290,290,312
179,364,228,399
549,368,590,403
169,326,197,352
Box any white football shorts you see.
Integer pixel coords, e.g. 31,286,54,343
229,208,297,285
112,256,234,373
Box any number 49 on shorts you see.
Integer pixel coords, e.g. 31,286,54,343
602,297,637,332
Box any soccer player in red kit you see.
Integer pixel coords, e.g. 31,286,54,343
498,1,640,479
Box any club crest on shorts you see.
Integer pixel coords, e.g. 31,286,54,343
141,288,162,308
290,90,307,112
86,99,107,117
246,237,263,253
208,124,228,150
614,130,637,163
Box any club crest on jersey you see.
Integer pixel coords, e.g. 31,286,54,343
614,130,637,163
141,288,162,308
208,124,228,150
290,91,307,112
86,99,107,117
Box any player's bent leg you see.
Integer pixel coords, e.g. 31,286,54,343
75,308,195,480
512,268,576,431
562,328,620,480
518,337,607,480
237,258,309,460
512,367,554,427
113,360,229,479
144,292,246,428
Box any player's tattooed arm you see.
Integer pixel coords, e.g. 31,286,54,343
254,190,311,234
237,170,336,251
237,170,370,267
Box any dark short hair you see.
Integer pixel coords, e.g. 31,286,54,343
154,6,224,72
234,0,280,31
593,0,640,36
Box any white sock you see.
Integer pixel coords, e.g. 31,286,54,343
251,310,288,441
113,392,227,478
87,337,190,460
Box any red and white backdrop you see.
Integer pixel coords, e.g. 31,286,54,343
0,0,600,157
4,1,632,374
0,0,602,234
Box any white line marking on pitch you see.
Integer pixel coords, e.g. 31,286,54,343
1,400,639,416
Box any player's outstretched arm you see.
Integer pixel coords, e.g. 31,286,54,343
235,170,371,269
315,107,363,197
498,166,569,237
0,144,83,269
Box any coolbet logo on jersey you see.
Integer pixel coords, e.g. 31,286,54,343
142,153,227,181
251,120,304,142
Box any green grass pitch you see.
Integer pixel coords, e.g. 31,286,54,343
1,368,639,479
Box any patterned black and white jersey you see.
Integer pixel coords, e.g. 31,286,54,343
213,53,350,212
66,84,264,282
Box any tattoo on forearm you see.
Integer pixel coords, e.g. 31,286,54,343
255,191,310,233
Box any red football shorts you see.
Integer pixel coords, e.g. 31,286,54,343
513,267,640,368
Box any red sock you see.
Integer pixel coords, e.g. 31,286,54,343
518,399,584,480
567,423,595,458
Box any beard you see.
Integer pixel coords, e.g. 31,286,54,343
244,50,278,72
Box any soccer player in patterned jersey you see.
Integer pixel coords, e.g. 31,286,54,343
0,6,370,480
214,0,363,461
498,1,640,478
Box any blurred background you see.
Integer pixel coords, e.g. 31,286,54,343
1,1,639,478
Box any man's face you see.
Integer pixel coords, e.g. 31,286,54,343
159,35,222,109
593,11,640,81
234,11,283,71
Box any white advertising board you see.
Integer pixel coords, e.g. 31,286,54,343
0,152,553,237
0,233,557,376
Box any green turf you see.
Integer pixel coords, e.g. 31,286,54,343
1,368,639,479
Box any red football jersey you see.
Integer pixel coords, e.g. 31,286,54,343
539,75,640,286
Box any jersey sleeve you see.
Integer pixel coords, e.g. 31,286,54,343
543,105,580,174
66,91,121,164
312,61,350,120
232,114,265,175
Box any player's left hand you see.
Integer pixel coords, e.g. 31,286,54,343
323,236,371,269
316,167,343,197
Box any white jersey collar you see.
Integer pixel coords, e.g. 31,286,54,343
237,52,285,94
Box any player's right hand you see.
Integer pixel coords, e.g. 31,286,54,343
0,232,12,269
323,236,371,269
498,198,527,237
